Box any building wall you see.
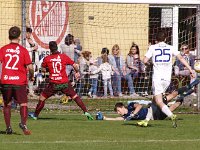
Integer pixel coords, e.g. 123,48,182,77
69,3,149,58
0,1,149,58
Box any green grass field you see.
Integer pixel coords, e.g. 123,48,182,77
0,111,200,150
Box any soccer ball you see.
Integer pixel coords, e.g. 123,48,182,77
194,61,200,73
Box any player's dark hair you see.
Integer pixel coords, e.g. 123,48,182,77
9,26,21,40
26,27,32,33
101,47,109,55
49,41,58,53
114,102,125,112
156,31,166,42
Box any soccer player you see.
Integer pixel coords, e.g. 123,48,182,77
0,26,34,135
29,41,93,120
138,31,196,128
96,82,197,122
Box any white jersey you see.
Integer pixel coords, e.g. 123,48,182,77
145,42,180,81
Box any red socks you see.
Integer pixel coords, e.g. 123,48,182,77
3,105,11,128
34,100,45,117
73,96,87,112
20,106,28,125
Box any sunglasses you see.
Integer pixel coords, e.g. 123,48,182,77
182,47,188,50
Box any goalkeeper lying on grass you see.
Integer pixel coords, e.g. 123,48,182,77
96,78,200,127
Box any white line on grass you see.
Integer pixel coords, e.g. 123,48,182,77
3,139,200,144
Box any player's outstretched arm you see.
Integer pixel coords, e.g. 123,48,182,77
104,116,124,121
96,111,124,121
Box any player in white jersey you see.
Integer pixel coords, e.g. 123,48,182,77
137,31,196,128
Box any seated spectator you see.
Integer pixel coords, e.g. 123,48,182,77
92,55,114,98
174,44,196,96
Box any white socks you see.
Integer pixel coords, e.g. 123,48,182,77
161,105,173,117
145,107,153,121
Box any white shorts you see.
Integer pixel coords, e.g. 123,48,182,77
152,79,170,95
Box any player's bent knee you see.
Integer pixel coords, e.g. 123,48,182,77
20,103,27,107
72,94,78,99
39,94,47,101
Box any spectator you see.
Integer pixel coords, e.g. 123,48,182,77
97,47,109,66
26,27,39,97
125,43,144,96
92,55,114,98
88,58,98,98
74,38,82,63
60,34,76,77
174,44,196,96
76,51,91,97
109,44,136,97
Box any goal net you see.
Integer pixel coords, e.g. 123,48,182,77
0,0,199,112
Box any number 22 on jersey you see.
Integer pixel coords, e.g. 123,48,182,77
5,54,19,70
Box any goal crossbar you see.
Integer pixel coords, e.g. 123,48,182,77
49,0,200,5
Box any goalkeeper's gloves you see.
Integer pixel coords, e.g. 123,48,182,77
125,113,139,121
84,112,94,120
96,111,104,120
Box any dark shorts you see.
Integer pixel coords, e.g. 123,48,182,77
151,102,167,120
1,84,28,104
41,82,77,99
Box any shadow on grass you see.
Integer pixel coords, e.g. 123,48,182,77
0,131,21,135
37,117,83,121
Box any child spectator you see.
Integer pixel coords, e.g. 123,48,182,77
92,55,113,98
88,59,98,98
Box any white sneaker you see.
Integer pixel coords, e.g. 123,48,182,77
130,93,139,97
118,93,123,97
88,92,92,97
92,95,97,98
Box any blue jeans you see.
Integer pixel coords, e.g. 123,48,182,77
125,74,135,94
103,79,113,96
89,78,98,95
112,73,135,95
112,73,122,94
